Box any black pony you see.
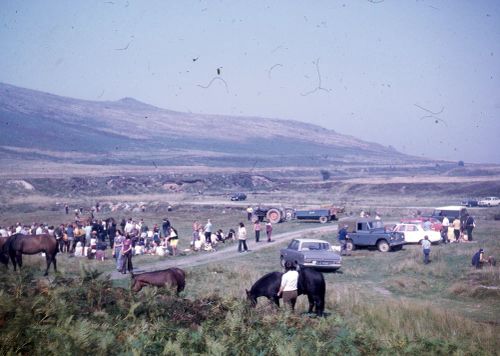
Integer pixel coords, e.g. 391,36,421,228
0,235,9,267
2,233,59,276
246,268,326,316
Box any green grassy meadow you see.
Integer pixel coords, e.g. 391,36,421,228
0,199,499,355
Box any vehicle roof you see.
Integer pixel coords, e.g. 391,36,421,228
292,238,330,244
434,206,465,210
395,223,424,228
343,218,380,223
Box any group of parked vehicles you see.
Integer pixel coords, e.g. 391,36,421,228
279,204,481,273
461,196,500,207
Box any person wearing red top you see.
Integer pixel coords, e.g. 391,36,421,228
121,234,133,274
254,220,261,243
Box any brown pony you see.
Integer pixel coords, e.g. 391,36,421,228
131,267,186,294
3,233,58,276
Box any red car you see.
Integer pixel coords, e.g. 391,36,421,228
400,217,442,232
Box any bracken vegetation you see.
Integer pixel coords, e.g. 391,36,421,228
0,265,498,355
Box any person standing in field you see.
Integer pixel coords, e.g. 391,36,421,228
113,230,124,271
237,222,248,253
168,226,179,256
441,215,450,244
121,234,133,274
338,224,348,256
277,261,299,312
204,219,213,244
422,235,431,264
246,206,253,221
254,220,261,243
452,217,461,242
465,215,475,241
266,221,273,242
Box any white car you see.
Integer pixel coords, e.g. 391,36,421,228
478,197,500,207
393,223,442,244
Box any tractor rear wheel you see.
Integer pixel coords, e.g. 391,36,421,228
266,208,282,224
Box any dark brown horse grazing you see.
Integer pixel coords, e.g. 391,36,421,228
246,268,326,316
3,233,58,276
131,267,186,294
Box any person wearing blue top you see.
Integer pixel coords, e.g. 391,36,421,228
338,224,348,256
422,235,431,264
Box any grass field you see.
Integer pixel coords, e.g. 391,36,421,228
1,202,498,354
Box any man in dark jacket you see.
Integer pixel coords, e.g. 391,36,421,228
162,218,171,237
338,224,348,256
465,215,475,241
471,249,484,268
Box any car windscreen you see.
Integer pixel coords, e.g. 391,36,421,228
368,220,384,229
302,242,330,251
433,209,459,219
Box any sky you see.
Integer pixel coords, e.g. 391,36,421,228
1,0,499,163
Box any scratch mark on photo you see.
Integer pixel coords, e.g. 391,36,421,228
268,63,283,79
197,77,229,93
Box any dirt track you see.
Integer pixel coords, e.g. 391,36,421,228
109,223,339,280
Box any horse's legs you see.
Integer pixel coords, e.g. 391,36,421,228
44,254,51,276
15,253,22,270
52,255,57,272
314,296,324,317
9,253,17,271
272,296,280,307
306,294,315,313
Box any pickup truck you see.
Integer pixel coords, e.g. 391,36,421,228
344,218,405,252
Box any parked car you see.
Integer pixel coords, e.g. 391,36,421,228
230,193,247,201
393,223,442,244
344,218,405,252
461,198,479,207
431,206,469,226
280,238,342,271
400,217,442,232
478,197,500,207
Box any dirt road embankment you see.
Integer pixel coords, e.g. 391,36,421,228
110,224,338,280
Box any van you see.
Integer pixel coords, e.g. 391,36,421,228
431,206,469,224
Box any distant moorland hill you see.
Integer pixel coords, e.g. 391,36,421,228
0,82,419,168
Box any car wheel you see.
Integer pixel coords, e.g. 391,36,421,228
377,240,390,252
346,240,355,251
319,216,328,224
280,256,286,267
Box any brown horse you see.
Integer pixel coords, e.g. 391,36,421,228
3,233,59,276
131,267,186,294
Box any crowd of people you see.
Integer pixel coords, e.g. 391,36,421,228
0,209,277,274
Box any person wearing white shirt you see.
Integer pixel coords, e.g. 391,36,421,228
277,261,299,311
441,216,450,244
422,235,431,264
237,222,248,252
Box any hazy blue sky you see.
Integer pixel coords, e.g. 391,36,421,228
1,0,499,163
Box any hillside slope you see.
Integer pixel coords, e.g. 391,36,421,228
0,82,413,167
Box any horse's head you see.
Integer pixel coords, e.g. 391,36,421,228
130,274,141,292
245,289,257,307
